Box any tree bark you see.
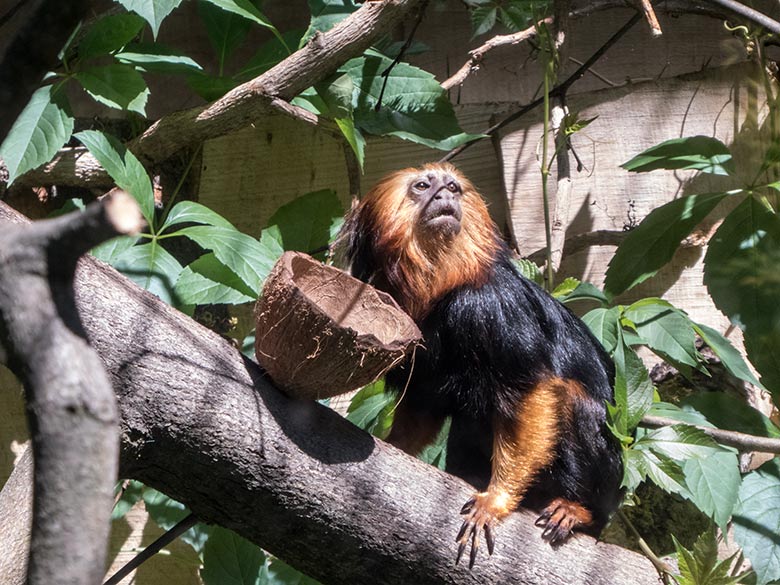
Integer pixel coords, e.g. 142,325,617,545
0,194,143,585
0,200,659,585
0,447,32,585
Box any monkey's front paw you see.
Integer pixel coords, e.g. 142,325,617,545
456,491,512,568
535,498,593,544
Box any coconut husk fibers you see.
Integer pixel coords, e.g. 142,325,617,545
255,251,421,400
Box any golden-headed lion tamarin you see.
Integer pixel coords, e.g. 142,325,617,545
338,162,621,567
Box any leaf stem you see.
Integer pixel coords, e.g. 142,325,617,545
617,509,675,584
540,39,555,291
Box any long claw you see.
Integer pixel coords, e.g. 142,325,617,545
461,497,476,515
456,540,467,566
469,526,480,569
456,520,470,542
485,523,495,556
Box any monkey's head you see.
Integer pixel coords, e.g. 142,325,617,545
341,163,501,319
407,166,464,238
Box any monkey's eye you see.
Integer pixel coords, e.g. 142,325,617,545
447,181,459,192
413,181,430,190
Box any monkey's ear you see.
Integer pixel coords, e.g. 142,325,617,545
332,201,376,281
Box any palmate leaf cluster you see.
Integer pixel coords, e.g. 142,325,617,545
3,1,780,584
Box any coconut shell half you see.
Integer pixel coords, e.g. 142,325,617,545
254,251,421,400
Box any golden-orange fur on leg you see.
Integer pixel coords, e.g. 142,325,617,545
456,378,577,567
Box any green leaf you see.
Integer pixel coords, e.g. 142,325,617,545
177,225,281,294
682,392,780,438
115,43,203,74
604,192,730,296
115,0,183,38
201,526,267,585
621,136,735,175
498,1,548,31
470,5,497,37
75,130,155,225
198,0,251,69
683,451,740,531
342,54,484,151
112,242,183,305
266,557,322,585
200,0,284,45
162,201,236,232
551,277,579,299
143,488,212,553
418,417,451,470
582,306,621,353
187,72,238,101
733,459,780,585
238,30,300,80
75,64,150,114
0,85,74,184
175,253,256,305
613,335,654,431
704,196,780,395
646,401,712,427
623,298,700,369
557,282,609,306
638,424,724,461
674,527,750,585
693,322,765,389
304,0,359,40
91,235,139,264
79,12,145,59
265,190,344,255
623,447,688,496
346,380,394,437
513,258,543,286
111,479,144,520
335,116,365,171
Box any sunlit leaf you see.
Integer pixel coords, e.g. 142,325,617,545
621,136,734,175
0,85,73,184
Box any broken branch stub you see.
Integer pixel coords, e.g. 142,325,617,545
254,251,421,400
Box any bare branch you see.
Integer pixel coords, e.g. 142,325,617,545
0,193,143,585
636,0,663,37
641,415,780,454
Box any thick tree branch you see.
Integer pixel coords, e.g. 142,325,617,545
0,201,658,585
0,194,143,585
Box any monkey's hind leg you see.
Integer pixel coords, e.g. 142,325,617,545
456,378,590,567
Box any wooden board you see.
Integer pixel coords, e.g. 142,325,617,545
0,367,27,489
497,63,765,334
197,106,506,235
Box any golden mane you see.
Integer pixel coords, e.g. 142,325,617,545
358,163,500,320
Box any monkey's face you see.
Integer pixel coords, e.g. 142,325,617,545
408,170,464,238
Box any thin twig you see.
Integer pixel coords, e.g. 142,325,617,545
103,513,199,585
375,0,429,111
441,16,553,91
641,415,780,454
709,0,780,34
637,0,663,36
440,10,643,163
617,510,675,584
